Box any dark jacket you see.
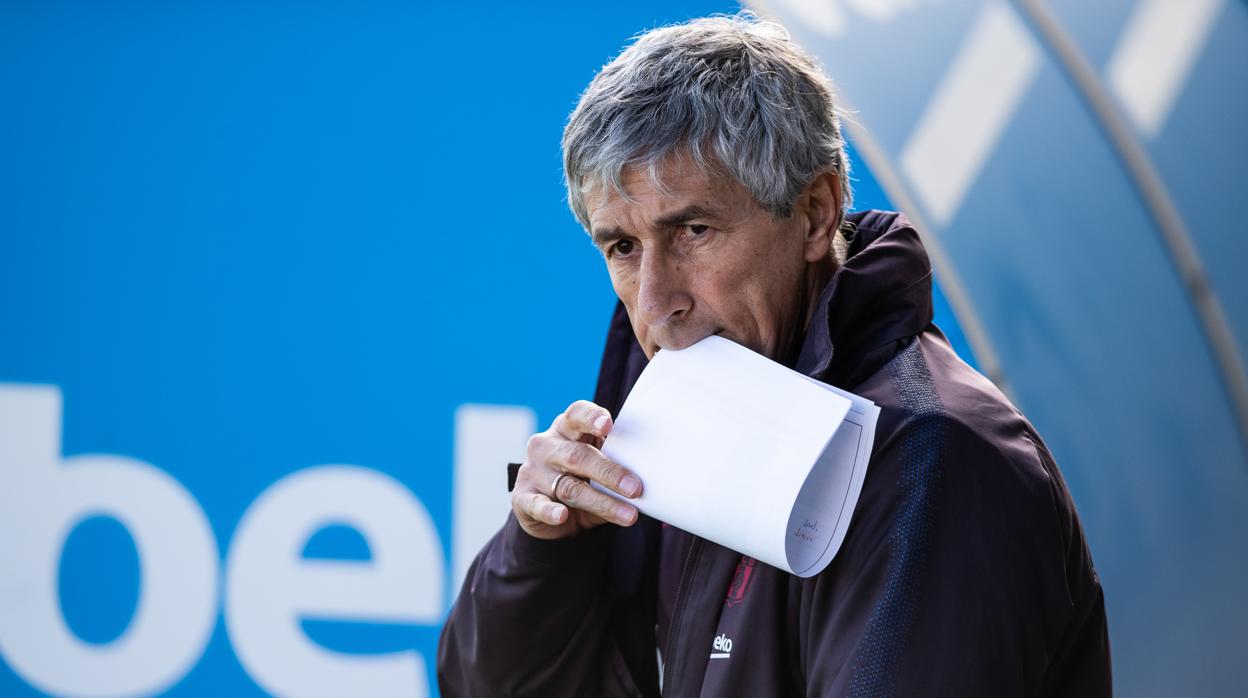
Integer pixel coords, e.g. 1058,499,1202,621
438,210,1111,697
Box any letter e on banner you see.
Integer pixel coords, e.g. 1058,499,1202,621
225,465,444,698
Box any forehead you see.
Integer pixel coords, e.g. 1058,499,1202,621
585,157,753,232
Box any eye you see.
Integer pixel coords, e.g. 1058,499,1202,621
610,239,635,257
686,224,710,237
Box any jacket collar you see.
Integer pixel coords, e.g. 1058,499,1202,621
794,210,933,387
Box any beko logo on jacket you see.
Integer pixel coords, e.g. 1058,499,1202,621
710,633,734,659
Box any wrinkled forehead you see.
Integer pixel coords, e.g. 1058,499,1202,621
583,155,754,231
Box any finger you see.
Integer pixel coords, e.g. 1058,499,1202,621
518,491,568,526
512,459,551,493
555,400,613,441
550,415,603,449
553,473,638,526
550,440,642,498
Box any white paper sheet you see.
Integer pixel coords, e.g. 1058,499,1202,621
598,335,880,578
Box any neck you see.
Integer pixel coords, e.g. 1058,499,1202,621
779,254,840,367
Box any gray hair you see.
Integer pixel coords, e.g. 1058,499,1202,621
562,12,853,233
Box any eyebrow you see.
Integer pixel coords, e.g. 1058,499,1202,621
590,227,628,249
590,204,719,248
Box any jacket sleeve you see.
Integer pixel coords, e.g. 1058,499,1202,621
437,514,618,697
799,413,1111,697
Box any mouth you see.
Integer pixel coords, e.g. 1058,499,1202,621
645,328,726,358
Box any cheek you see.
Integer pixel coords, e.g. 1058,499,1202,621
608,267,647,334
692,264,759,325
608,267,637,303
610,272,653,348
699,249,799,326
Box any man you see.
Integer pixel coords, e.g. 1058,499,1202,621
439,13,1110,697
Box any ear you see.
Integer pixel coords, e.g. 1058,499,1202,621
799,170,842,263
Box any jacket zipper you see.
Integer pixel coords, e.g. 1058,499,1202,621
661,536,705,696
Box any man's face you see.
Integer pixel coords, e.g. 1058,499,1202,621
586,156,831,362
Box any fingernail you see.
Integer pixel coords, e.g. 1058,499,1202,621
615,505,636,524
593,415,610,433
620,475,641,497
549,504,566,522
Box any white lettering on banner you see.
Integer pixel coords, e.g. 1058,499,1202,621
0,383,522,696
0,385,218,697
226,466,443,698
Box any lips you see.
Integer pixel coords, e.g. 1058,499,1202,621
645,326,723,357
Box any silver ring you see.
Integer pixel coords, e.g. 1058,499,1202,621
550,471,573,503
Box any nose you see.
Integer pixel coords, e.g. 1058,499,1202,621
635,249,692,329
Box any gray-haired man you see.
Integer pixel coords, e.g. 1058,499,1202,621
439,13,1110,697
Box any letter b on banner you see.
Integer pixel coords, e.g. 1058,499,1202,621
0,385,219,697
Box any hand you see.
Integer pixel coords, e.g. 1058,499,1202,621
512,400,643,540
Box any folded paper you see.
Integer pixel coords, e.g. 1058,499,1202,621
598,335,879,577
